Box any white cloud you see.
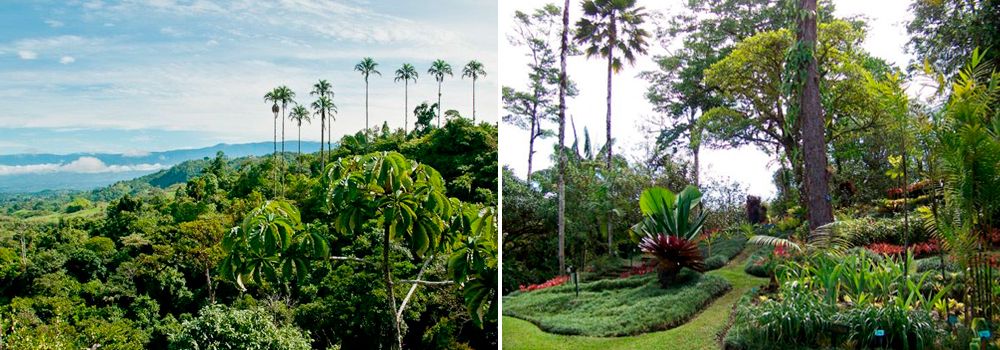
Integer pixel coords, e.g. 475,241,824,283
45,19,64,28
17,50,37,60
122,149,151,157
0,157,165,175
60,56,76,64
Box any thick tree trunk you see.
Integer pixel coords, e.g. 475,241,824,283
798,0,833,229
558,0,570,275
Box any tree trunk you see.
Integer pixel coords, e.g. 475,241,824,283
472,78,477,122
320,111,325,170
605,16,617,256
690,109,701,186
437,82,443,127
365,80,370,131
205,267,215,304
798,0,833,230
404,81,409,134
383,224,401,350
558,0,570,275
527,115,536,180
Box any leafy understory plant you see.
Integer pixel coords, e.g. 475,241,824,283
630,185,708,287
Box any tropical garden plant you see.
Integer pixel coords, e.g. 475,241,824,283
629,185,708,287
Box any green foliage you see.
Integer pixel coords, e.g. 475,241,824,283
631,185,707,242
503,272,730,337
168,305,311,350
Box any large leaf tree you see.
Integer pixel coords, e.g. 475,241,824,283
327,151,492,349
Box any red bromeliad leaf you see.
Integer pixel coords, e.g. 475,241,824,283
639,234,706,272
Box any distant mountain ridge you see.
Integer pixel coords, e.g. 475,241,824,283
0,141,321,166
0,141,323,193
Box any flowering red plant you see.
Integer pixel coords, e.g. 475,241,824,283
866,240,940,257
773,245,791,258
867,243,905,256
518,275,570,292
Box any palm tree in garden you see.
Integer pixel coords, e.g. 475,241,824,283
355,57,381,131
394,63,419,133
575,0,649,255
311,79,333,165
462,60,486,122
289,105,311,159
557,0,570,274
428,59,453,127
310,95,336,170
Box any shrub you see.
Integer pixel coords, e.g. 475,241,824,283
831,216,932,246
915,257,958,273
168,305,311,350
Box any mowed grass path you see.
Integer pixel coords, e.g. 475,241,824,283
503,255,767,350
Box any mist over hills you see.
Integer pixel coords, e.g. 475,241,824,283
0,141,322,193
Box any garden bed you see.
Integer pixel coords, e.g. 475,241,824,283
502,269,731,337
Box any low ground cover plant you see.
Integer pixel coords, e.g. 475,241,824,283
503,270,731,337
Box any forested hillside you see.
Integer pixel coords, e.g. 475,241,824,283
0,119,498,349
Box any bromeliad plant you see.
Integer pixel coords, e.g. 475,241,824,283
630,185,708,287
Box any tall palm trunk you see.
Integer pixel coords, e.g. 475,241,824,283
798,0,833,229
690,109,701,186
297,122,302,156
472,77,477,122
605,16,617,255
404,80,410,134
320,111,325,170
558,0,570,274
437,82,443,127
365,79,370,131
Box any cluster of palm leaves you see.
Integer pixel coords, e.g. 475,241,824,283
630,185,708,287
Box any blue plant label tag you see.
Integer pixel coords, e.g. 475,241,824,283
875,329,885,337
947,315,957,325
979,330,991,339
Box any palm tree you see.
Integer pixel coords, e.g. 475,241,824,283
264,89,283,195
264,89,281,156
289,105,311,158
462,60,486,122
557,0,570,274
427,59,453,127
576,0,649,255
394,63,418,134
311,79,333,166
575,0,649,168
271,86,296,155
354,57,381,131
311,95,337,170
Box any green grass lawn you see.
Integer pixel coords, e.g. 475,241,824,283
502,254,767,349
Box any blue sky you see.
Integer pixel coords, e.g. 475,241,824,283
0,0,498,155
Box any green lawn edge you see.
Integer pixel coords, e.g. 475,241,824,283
502,253,767,350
